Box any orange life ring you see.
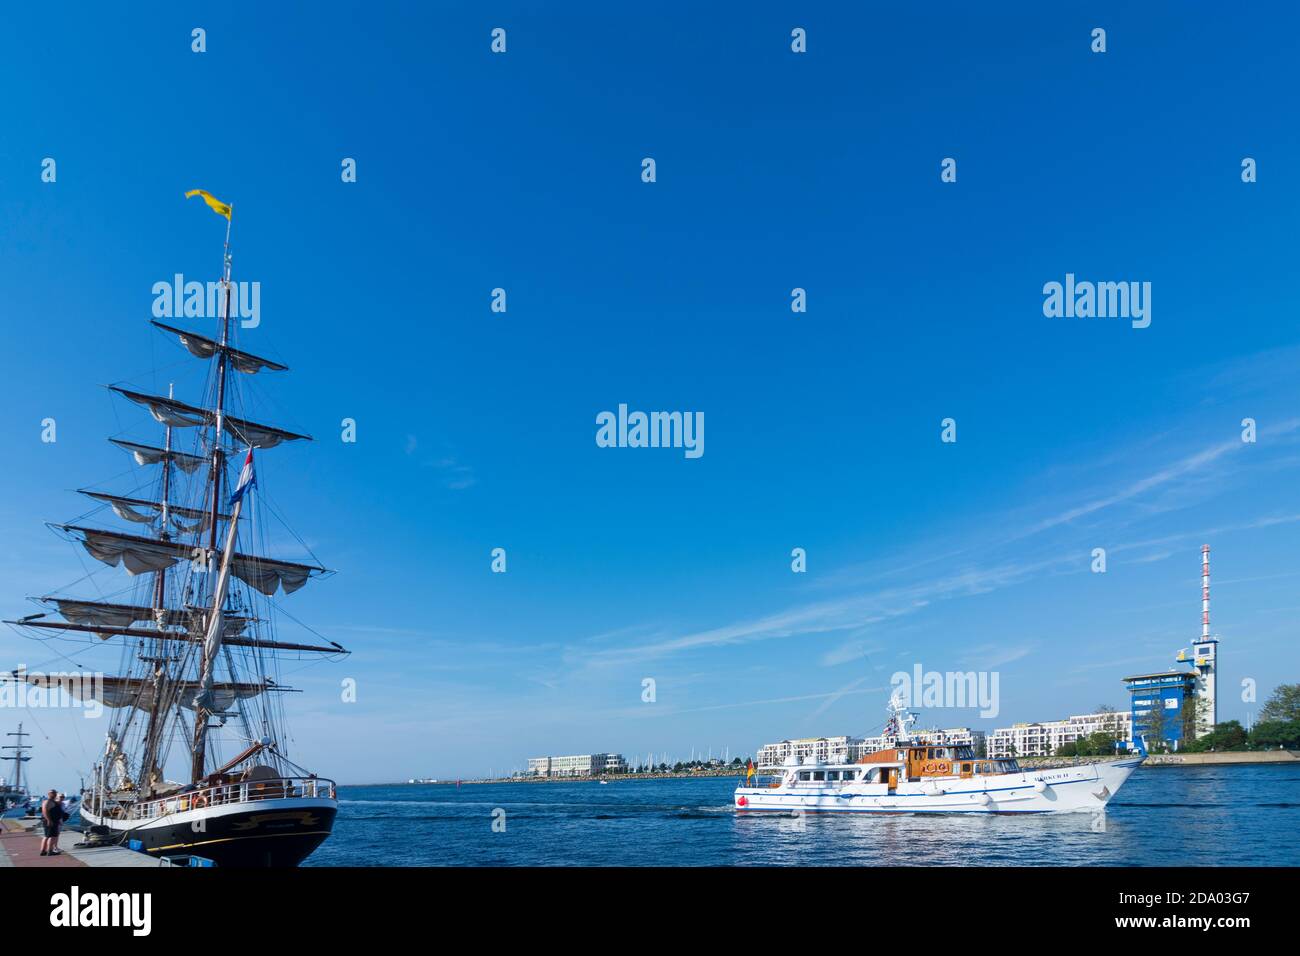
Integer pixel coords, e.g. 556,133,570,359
923,761,937,774
192,793,208,810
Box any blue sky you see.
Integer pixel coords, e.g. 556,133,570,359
2,3,1298,784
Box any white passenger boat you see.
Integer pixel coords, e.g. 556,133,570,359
734,694,1143,815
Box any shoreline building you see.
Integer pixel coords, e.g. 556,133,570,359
986,711,1132,758
526,753,627,777
1122,672,1198,750
1123,545,1220,750
756,736,859,769
756,728,985,770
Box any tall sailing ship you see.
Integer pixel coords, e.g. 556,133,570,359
4,194,347,865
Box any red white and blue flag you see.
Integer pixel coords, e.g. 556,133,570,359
229,446,257,506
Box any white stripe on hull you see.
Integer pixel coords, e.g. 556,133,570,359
80,796,337,834
735,758,1142,814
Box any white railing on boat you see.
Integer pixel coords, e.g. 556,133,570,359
89,776,336,822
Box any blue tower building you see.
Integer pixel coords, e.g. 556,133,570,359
1123,671,1198,750
1122,545,1219,750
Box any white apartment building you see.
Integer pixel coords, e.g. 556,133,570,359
756,736,860,769
527,752,627,777
986,711,1132,758
756,728,985,769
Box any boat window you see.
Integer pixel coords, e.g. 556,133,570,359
812,771,825,781
826,771,839,781
798,771,811,781
961,763,972,774
842,770,856,781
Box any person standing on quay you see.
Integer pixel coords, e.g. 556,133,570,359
39,788,66,856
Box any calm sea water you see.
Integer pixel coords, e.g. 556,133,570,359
304,764,1299,866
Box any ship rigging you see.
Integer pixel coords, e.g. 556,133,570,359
4,193,346,865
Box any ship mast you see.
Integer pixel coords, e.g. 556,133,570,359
886,689,916,743
3,724,32,798
138,385,174,791
191,210,234,783
153,385,174,606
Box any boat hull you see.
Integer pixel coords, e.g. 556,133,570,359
80,796,337,866
734,757,1143,814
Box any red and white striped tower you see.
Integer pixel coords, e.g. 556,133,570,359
1201,544,1211,641
1194,544,1218,737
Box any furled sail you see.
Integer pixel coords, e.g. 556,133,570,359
229,556,316,595
15,672,274,713
112,387,208,429
223,415,310,449
43,598,250,638
48,598,142,629
97,496,154,525
170,514,205,534
79,490,230,527
151,321,288,374
109,439,207,474
110,387,311,449
11,614,345,654
72,527,193,575
61,526,327,596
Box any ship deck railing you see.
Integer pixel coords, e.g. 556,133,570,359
89,776,336,823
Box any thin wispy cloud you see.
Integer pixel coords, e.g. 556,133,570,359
620,685,888,718
565,409,1300,673
403,435,477,490
1020,435,1250,537
806,674,874,721
820,636,885,667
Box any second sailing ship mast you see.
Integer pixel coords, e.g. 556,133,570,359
3,724,31,800
137,386,175,792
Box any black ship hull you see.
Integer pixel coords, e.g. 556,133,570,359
82,797,337,867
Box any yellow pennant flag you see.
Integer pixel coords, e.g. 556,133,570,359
184,189,231,220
